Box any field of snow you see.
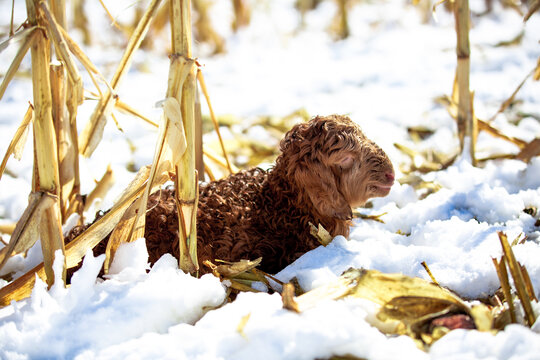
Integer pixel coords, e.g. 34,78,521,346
1,0,540,359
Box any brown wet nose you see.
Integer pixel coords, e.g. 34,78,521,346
385,172,395,183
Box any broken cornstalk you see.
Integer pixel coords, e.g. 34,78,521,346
25,0,66,287
453,0,477,165
169,0,199,274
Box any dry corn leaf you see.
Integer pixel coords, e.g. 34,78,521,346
295,269,492,339
211,258,262,278
0,166,152,306
130,96,188,244
115,99,158,128
309,222,333,246
492,257,517,323
516,138,540,163
0,27,37,101
0,192,54,271
0,104,33,181
197,70,233,173
524,0,540,22
103,195,143,274
498,232,537,327
353,212,387,223
488,69,533,123
0,25,36,53
282,283,300,313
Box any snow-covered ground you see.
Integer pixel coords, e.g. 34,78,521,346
1,0,540,359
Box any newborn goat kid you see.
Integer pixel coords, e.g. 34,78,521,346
79,115,394,274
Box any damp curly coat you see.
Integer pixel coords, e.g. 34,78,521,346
74,115,395,275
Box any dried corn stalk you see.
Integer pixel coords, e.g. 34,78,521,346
168,0,200,274
24,0,65,287
453,0,477,165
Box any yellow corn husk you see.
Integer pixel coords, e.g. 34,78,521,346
0,105,33,181
0,27,37,101
79,0,163,157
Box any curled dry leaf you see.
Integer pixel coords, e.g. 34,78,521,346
291,268,493,346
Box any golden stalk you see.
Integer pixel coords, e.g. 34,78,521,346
519,263,538,302
492,257,517,323
197,70,233,174
0,28,37,101
453,0,477,165
194,83,204,175
25,0,65,287
168,0,199,273
38,0,84,106
50,64,71,221
79,0,163,157
58,25,104,95
0,105,33,181
488,69,534,123
84,164,115,212
420,261,440,287
115,99,159,127
498,232,536,327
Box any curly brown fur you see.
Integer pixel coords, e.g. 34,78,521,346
67,115,394,275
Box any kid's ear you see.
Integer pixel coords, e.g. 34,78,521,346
336,154,355,169
325,152,355,170
294,162,352,222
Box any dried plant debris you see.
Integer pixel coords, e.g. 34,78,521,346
309,222,333,246
280,268,496,349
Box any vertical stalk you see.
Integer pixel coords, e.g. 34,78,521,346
25,0,65,286
168,0,199,273
453,0,477,165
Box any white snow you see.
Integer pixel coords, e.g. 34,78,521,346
1,0,540,359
